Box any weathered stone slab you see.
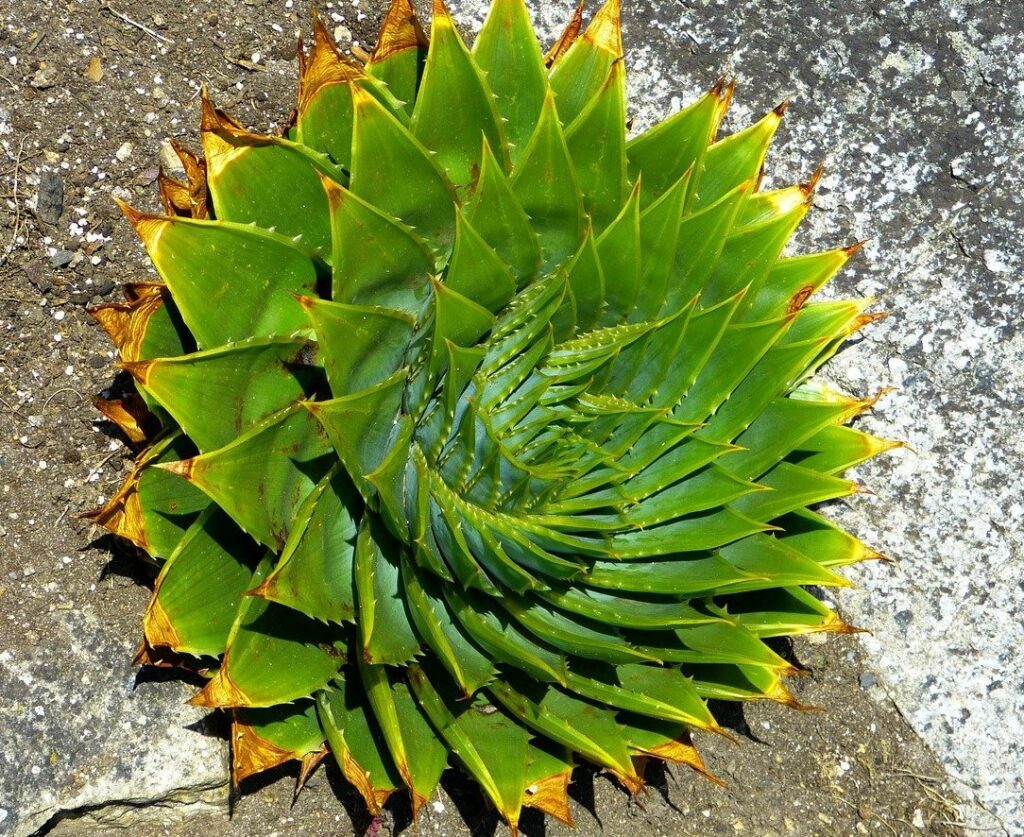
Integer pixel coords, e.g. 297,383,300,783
0,609,227,836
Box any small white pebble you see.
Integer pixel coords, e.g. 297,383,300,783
983,249,1011,273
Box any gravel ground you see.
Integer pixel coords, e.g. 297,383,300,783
0,0,1013,834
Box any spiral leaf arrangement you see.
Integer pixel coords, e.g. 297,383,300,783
86,0,895,829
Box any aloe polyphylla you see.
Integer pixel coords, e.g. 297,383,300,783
86,0,896,828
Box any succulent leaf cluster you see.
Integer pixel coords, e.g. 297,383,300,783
87,0,895,828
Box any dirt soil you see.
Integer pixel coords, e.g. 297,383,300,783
0,0,966,835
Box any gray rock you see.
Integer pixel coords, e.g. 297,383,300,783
21,261,51,294
48,249,75,269
92,276,115,297
0,609,227,837
34,172,63,226
29,66,57,90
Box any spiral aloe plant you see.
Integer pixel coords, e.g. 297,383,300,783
86,0,895,829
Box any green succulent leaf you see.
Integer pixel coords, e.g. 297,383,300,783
412,0,508,190
123,212,322,349
161,404,335,549
145,506,261,658
194,555,347,708
472,0,550,165
318,675,403,814
257,466,361,624
357,656,449,815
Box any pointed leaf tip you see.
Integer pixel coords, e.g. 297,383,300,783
586,0,623,57
311,7,340,52
117,359,153,387
190,667,250,707
154,458,196,481
114,197,150,230
545,0,585,67
373,0,428,62
801,163,825,196
710,74,730,96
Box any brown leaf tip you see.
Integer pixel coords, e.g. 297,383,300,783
117,359,153,385
773,96,793,117
231,715,294,787
585,0,623,58
372,0,427,63
800,163,825,196
143,594,183,651
191,666,249,708
844,238,869,257
155,458,196,482
544,0,585,68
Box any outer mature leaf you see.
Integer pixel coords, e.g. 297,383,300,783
159,404,335,549
473,0,550,164
318,676,403,814
193,556,347,708
254,467,360,624
548,0,623,126
489,674,643,791
412,0,507,189
627,83,724,207
778,509,881,568
201,94,341,258
366,0,428,106
725,586,850,637
357,658,449,816
350,85,458,251
297,14,408,162
409,662,532,829
695,104,785,209
122,337,313,453
144,506,261,658
83,432,209,559
232,701,327,787
685,663,797,705
88,282,191,364
119,207,322,349
793,424,901,475
564,661,717,731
